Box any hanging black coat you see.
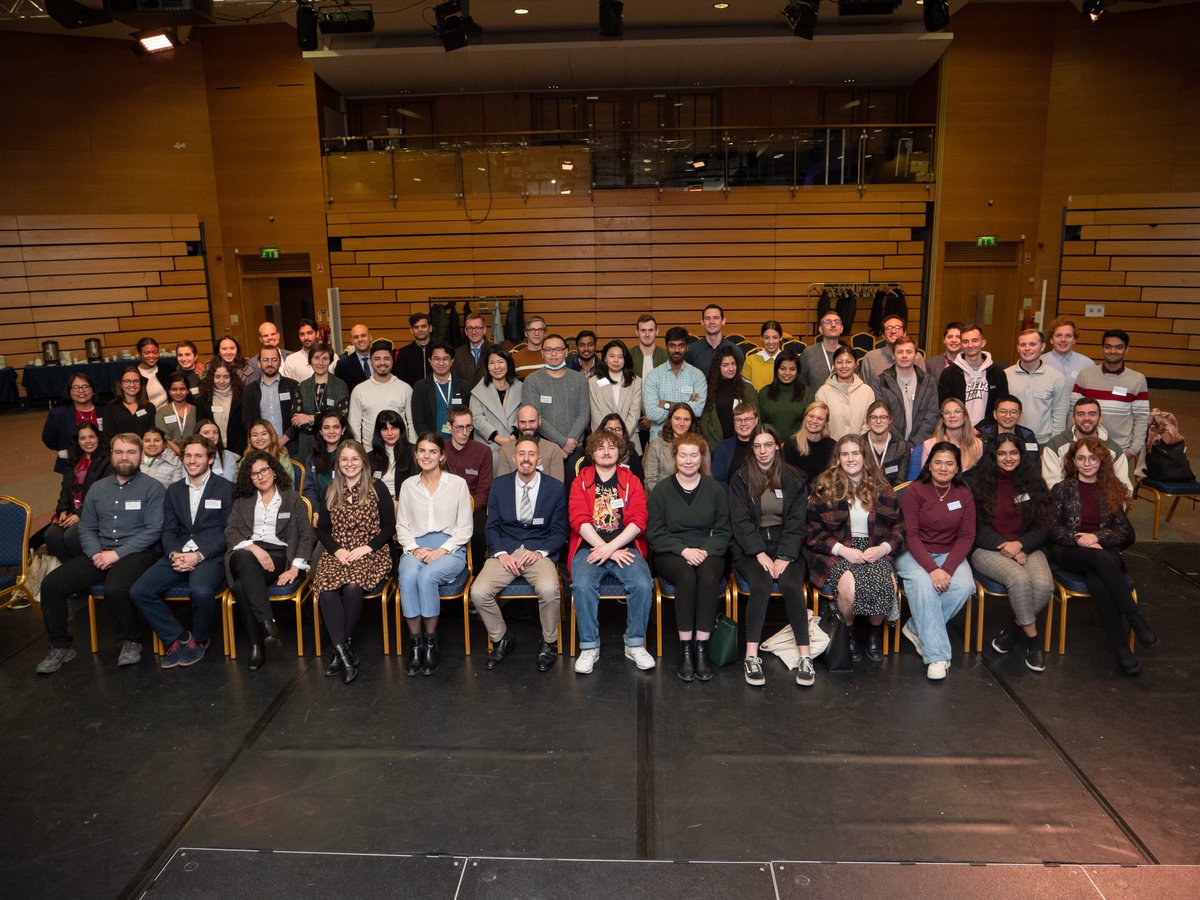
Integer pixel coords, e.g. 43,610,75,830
503,296,525,343
835,289,857,333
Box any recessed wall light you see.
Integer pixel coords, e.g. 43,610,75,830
514,8,529,14
714,2,729,8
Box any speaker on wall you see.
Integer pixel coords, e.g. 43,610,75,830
297,5,319,51
44,0,112,29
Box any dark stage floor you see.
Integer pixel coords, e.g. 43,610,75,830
2,542,1198,899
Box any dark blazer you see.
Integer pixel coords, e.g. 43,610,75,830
54,453,112,515
334,353,372,393
485,471,569,561
804,487,903,588
195,397,248,458
712,436,751,487
102,400,155,438
728,465,808,562
316,479,396,554
411,375,472,437
285,374,351,461
163,473,234,559
1048,478,1135,552
241,377,299,437
225,488,315,567
42,405,100,474
452,341,493,387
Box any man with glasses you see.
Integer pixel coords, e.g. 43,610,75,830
349,339,417,444
860,314,925,390
242,347,298,448
443,406,493,573
800,311,848,390
496,403,565,483
512,316,549,378
412,342,469,438
452,313,492,387
523,334,589,485
712,403,760,487
35,433,166,674
333,323,374,392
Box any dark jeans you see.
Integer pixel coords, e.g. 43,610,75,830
1054,545,1137,651
318,585,364,647
40,549,160,648
735,537,808,646
130,556,227,645
655,552,726,635
228,543,290,644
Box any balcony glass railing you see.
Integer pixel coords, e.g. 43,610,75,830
322,125,934,204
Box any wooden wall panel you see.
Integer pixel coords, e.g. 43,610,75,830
0,215,215,370
328,186,927,349
1058,195,1200,381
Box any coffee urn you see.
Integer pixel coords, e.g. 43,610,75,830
85,338,103,363
41,340,60,366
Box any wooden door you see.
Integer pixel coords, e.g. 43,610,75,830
940,249,1022,368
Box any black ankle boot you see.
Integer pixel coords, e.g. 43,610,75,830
324,647,343,676
846,626,863,664
694,640,714,681
677,640,696,682
1130,613,1159,648
345,636,360,667
334,642,358,684
248,642,265,671
405,634,424,676
422,633,440,675
866,624,884,662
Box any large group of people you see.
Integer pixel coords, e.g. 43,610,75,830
31,308,1158,685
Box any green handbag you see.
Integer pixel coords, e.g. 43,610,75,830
706,614,739,668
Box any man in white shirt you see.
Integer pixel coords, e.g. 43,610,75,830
1005,328,1070,443
349,340,416,443
281,318,338,383
1041,316,1093,387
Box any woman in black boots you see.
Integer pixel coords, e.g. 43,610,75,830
313,439,395,683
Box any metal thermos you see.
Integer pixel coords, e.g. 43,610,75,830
41,340,60,366
85,338,103,363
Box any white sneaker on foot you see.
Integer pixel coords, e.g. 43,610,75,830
117,640,142,667
574,648,600,674
795,656,816,687
926,660,950,681
902,620,925,658
624,645,656,670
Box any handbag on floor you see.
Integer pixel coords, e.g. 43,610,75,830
819,609,854,672
706,614,738,667
761,611,830,667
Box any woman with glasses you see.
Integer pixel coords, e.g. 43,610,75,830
41,374,101,474
225,450,314,670
729,425,814,688
863,400,911,487
103,367,155,438
908,396,984,481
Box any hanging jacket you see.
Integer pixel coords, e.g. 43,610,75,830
835,289,857,333
884,287,908,327
491,301,504,346
444,300,461,347
868,289,887,336
816,288,835,327
503,297,524,343
429,303,448,343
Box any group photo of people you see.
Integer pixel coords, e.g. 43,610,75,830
27,304,1161,687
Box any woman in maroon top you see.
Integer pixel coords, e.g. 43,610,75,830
43,422,111,562
1049,436,1154,675
895,441,977,681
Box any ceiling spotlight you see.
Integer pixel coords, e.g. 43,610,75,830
923,0,949,31
434,0,481,52
1082,0,1107,23
783,0,820,41
600,0,623,38
133,28,177,54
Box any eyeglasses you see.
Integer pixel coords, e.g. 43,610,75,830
451,424,473,432
867,415,891,422
543,346,567,354
752,442,776,451
120,379,141,386
820,318,841,326
526,326,546,333
70,384,91,391
250,467,273,479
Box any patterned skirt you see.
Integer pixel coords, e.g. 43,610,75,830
822,536,898,619
313,493,392,593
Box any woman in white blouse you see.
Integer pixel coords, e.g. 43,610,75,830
469,349,523,465
589,340,643,454
395,432,473,676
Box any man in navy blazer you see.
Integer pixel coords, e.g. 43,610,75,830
130,434,233,668
470,436,568,672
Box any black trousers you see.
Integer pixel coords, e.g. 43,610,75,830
1054,545,1137,652
40,549,160,648
470,506,487,574
228,543,290,643
735,537,808,646
655,552,726,635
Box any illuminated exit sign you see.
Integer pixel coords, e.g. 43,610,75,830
976,235,998,248
260,247,280,260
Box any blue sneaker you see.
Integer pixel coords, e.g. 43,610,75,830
176,634,206,668
161,636,186,669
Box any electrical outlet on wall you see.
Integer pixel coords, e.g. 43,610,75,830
1085,304,1105,317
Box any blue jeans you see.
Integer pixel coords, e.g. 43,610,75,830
895,550,973,664
570,548,653,650
398,543,467,619
129,555,227,645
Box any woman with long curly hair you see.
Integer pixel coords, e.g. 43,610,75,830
966,432,1055,672
699,345,757,448
197,358,247,454
805,433,902,666
908,396,984,480
1049,436,1155,675
224,450,314,670
207,336,254,384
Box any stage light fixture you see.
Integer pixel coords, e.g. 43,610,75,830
133,27,177,54
783,0,820,40
923,0,949,31
434,0,480,51
1082,0,1107,23
600,0,624,37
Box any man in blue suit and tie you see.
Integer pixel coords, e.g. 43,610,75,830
470,436,568,672
130,434,233,668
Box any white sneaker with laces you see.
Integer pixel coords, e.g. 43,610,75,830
574,648,600,674
926,660,950,681
795,656,816,687
902,620,925,658
624,645,656,670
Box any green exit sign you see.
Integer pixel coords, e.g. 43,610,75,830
259,247,280,260
976,235,998,248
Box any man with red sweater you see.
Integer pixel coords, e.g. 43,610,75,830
568,428,656,675
442,405,492,572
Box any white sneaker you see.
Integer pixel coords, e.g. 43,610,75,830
926,660,950,681
902,620,925,658
624,645,656,670
574,648,600,674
